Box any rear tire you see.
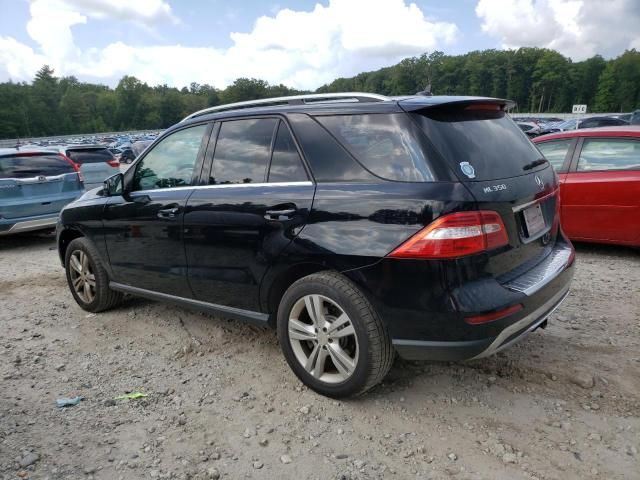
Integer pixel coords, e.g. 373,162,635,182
277,271,393,398
65,237,123,312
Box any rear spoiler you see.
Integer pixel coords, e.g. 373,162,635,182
398,96,516,112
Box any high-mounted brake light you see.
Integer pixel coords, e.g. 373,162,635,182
464,104,502,111
388,211,509,259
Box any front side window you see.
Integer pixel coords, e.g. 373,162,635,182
211,118,278,184
133,124,207,191
268,122,308,182
536,139,573,171
317,113,435,182
577,138,640,171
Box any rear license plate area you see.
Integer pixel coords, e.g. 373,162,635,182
523,203,546,237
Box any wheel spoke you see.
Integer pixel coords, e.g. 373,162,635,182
72,276,83,290
70,254,82,274
327,313,353,337
329,324,355,339
80,251,89,271
304,294,324,327
328,344,356,378
304,343,321,373
289,319,317,341
312,348,329,378
86,273,96,288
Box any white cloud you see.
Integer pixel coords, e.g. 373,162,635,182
476,0,640,60
0,0,458,89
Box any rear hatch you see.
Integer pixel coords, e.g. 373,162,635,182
0,153,83,219
405,100,560,277
66,147,118,187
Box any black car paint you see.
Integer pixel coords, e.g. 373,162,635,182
57,96,574,362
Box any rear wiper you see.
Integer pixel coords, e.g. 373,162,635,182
523,158,548,170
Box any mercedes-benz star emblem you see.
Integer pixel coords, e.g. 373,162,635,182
535,175,544,191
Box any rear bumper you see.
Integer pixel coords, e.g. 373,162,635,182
392,281,570,361
347,237,576,362
0,213,58,236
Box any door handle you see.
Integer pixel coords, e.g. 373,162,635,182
157,206,180,219
264,208,296,221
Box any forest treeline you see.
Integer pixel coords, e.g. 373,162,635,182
1,47,639,139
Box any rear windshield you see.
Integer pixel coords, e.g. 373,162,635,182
316,113,436,182
412,108,543,181
0,154,75,179
66,148,113,164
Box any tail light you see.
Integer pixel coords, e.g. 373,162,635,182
107,159,120,168
388,211,509,259
59,154,84,183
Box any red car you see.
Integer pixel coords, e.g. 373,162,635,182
533,126,640,247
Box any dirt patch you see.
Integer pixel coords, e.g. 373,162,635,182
1,234,639,480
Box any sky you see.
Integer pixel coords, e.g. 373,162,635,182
0,0,639,91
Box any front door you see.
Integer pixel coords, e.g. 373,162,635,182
103,123,211,296
184,118,314,311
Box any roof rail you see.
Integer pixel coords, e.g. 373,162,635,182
181,92,390,122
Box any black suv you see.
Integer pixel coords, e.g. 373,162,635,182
57,93,575,398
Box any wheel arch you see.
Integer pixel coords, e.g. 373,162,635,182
58,227,84,265
261,262,332,325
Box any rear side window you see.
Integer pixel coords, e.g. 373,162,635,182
577,138,640,171
317,114,435,182
0,154,74,179
211,118,278,184
536,139,573,171
412,108,542,181
66,148,113,164
268,122,308,182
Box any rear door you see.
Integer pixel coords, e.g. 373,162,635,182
0,153,82,220
561,136,640,244
66,147,118,188
103,123,211,297
408,103,562,276
184,117,315,312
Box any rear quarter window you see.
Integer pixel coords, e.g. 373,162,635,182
316,113,436,182
66,148,113,164
536,139,573,171
0,154,75,178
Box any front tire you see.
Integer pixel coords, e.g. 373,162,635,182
65,237,123,312
277,271,393,398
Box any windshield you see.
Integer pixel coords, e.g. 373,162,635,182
411,107,543,181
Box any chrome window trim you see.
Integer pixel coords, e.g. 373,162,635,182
131,180,313,195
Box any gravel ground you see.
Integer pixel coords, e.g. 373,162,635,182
1,232,639,480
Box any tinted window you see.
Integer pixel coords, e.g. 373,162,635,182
66,148,113,164
0,154,74,179
268,122,307,182
577,138,640,171
536,139,572,170
412,108,542,181
317,114,435,182
133,124,207,191
287,113,376,182
211,118,278,184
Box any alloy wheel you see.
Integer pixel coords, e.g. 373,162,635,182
69,250,96,304
288,294,359,384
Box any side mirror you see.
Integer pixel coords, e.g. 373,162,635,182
103,172,124,196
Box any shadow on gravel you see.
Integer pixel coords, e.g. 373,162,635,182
573,241,639,257
0,230,56,251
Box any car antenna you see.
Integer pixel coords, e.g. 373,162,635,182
416,84,432,96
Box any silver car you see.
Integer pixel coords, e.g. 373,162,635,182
58,145,120,190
